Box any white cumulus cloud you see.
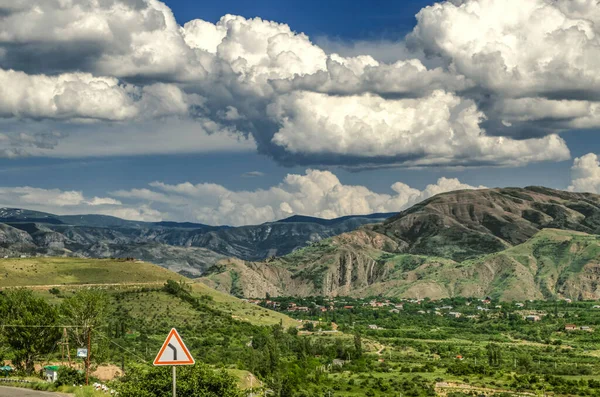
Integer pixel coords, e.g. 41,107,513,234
568,153,600,193
112,169,487,225
268,90,570,166
0,186,162,221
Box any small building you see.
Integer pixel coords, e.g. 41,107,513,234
526,315,541,322
0,365,13,377
580,326,593,332
515,302,525,308
565,324,577,331
44,365,60,383
368,324,381,330
332,359,346,367
343,305,354,309
448,312,462,318
389,309,400,314
455,355,464,360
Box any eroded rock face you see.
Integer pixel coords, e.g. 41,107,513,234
198,188,600,301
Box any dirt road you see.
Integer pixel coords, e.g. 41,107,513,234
1,282,165,290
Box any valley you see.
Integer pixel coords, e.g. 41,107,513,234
3,187,600,396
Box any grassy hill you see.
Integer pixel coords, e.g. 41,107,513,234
199,229,600,301
0,256,296,328
0,257,188,287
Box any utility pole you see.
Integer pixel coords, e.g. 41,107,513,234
64,328,71,366
86,327,91,386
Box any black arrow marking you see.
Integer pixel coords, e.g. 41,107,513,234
167,343,177,361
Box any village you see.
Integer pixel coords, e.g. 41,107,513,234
243,295,597,331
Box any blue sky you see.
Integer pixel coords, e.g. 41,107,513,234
0,0,599,224
166,0,430,40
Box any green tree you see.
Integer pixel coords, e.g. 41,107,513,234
60,289,109,374
354,331,363,359
486,343,502,367
116,363,244,397
0,289,60,373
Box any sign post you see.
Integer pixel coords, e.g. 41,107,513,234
154,328,195,397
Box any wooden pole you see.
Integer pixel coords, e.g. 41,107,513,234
64,328,72,367
86,327,91,386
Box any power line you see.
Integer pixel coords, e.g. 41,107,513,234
1,324,150,362
94,332,147,362
0,325,83,328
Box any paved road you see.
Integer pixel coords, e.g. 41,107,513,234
0,386,69,396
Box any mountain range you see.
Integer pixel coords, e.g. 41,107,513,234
198,186,600,300
0,208,395,276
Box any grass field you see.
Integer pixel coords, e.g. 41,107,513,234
0,256,297,334
0,257,188,287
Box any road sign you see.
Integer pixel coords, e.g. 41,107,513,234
153,328,195,366
77,348,88,358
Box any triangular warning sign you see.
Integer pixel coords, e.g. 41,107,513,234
153,328,195,366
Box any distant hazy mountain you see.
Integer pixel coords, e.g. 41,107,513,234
0,208,396,274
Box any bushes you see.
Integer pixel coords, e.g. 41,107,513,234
116,363,243,397
56,366,86,387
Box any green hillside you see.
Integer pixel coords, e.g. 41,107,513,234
0,256,296,328
461,228,600,300
0,257,188,287
200,229,600,301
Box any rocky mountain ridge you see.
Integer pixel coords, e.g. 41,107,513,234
0,208,396,274
199,187,600,300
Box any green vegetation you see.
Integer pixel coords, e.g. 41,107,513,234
117,363,243,396
0,257,188,287
259,295,600,396
4,237,600,396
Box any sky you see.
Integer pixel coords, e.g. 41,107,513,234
1,0,600,225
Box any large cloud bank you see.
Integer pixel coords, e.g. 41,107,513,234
3,0,598,166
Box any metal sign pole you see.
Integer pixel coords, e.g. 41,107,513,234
173,366,176,397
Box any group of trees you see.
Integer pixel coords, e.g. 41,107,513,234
0,288,108,373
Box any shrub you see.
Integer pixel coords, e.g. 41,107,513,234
56,366,86,387
116,363,243,397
